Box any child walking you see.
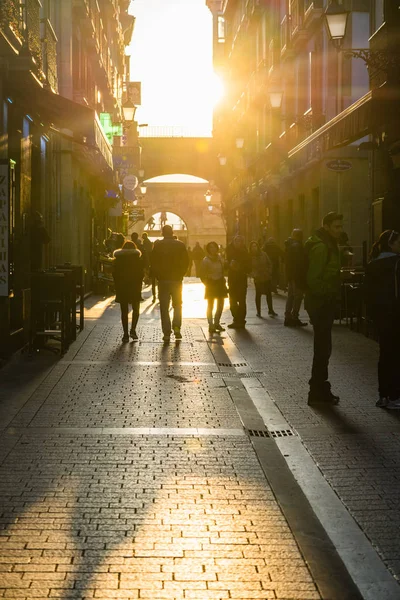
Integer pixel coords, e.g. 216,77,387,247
201,241,228,333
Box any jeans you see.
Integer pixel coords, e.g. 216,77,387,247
207,298,224,326
158,280,183,335
255,281,273,314
308,303,335,390
374,312,400,399
228,283,247,325
285,280,304,319
120,302,140,335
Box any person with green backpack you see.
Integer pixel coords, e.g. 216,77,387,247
304,212,343,406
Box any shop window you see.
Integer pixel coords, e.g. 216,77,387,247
218,16,225,43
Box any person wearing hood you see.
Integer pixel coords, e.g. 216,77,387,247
365,230,400,409
113,240,144,342
304,212,343,406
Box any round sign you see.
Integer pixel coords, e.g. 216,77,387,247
326,160,352,172
123,175,138,190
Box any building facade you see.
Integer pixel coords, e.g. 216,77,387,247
0,0,134,357
208,0,400,259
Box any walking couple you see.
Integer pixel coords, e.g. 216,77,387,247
112,225,189,343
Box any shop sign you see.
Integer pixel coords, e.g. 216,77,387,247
326,160,352,171
0,163,9,297
123,175,138,191
129,208,145,222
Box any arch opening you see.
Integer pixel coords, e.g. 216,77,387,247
143,211,189,243
143,173,210,184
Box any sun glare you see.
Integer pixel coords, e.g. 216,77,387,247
210,72,224,107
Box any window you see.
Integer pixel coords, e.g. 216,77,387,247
374,0,384,31
218,16,225,43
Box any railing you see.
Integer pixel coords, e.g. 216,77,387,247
41,18,58,92
26,0,43,71
0,0,23,40
138,126,212,138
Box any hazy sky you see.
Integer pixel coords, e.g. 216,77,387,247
128,0,219,135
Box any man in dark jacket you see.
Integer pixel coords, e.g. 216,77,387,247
226,235,250,329
284,229,307,327
151,225,189,341
305,212,343,406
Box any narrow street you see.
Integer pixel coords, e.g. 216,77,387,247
0,281,399,600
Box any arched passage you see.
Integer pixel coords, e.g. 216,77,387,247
129,174,226,249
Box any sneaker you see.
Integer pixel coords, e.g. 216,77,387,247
256,312,262,318
284,318,295,327
122,334,129,343
269,310,278,317
130,330,138,341
292,319,308,327
228,322,245,329
387,399,400,410
163,334,170,342
214,323,225,332
376,396,389,408
208,325,216,333
173,327,182,339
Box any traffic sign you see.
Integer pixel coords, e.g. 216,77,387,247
326,160,352,172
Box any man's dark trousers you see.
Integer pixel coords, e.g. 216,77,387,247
158,280,182,335
308,302,336,390
229,282,247,325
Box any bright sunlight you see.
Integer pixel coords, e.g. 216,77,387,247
128,0,223,136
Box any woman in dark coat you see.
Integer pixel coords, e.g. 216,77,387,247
249,241,277,317
113,240,144,342
365,230,400,409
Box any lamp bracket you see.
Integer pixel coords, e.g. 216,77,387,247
342,49,400,74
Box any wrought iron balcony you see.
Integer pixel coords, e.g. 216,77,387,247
41,18,58,92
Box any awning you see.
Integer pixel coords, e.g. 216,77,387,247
288,86,400,160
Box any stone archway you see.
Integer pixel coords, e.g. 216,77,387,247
129,178,226,249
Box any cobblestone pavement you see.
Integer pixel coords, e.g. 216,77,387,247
0,284,325,600
225,285,400,584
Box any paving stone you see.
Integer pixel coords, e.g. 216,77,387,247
0,288,342,599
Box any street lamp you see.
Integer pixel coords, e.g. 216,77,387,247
269,91,284,110
138,169,145,178
204,190,212,202
218,154,227,166
324,3,397,73
140,184,147,195
122,100,137,122
235,137,245,149
324,1,349,47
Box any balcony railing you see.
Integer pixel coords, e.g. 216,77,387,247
26,0,43,71
41,18,58,92
0,0,24,41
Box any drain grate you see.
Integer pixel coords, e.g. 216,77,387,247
211,372,263,379
248,429,270,438
217,362,248,367
269,429,295,438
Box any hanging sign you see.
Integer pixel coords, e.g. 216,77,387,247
123,175,138,191
0,162,9,297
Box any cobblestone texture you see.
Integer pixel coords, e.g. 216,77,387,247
227,288,400,582
0,287,322,600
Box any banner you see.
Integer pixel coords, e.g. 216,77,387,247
0,163,9,297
